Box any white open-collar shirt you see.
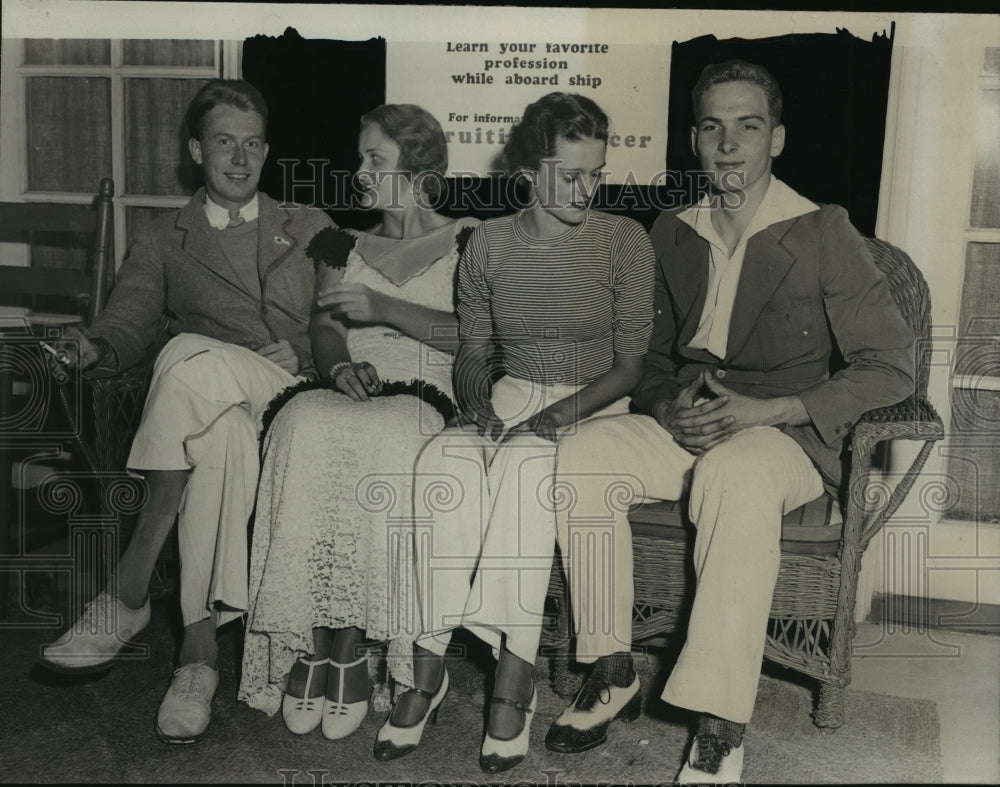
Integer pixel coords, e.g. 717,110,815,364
677,175,820,360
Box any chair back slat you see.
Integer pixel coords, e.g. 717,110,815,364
0,178,115,327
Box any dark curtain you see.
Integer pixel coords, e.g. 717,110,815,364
665,29,893,236
242,28,386,229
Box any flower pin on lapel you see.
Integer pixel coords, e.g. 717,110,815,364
273,235,291,247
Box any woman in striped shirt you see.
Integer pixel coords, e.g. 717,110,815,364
374,92,656,772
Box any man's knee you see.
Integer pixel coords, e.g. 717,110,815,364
185,405,257,467
693,427,796,494
558,419,624,470
152,336,251,407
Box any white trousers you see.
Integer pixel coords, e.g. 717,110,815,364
127,333,296,627
413,375,628,665
555,416,823,723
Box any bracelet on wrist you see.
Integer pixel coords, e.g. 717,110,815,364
329,360,352,378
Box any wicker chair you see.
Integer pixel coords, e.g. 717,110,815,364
540,237,944,731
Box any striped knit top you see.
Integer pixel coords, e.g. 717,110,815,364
457,209,656,385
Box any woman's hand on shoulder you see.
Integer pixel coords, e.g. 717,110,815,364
317,282,391,324
331,360,383,401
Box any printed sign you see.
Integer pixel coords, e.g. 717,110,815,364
387,40,670,183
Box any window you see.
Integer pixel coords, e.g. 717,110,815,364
946,47,1000,523
3,38,234,271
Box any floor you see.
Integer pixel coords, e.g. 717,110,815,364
4,463,998,782
2,565,998,783
848,620,1000,783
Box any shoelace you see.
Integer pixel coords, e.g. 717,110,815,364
173,665,210,701
691,732,732,775
77,594,117,633
573,674,614,712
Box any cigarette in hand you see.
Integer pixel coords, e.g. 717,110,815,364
41,342,71,365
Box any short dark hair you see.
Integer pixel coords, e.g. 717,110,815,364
360,104,449,201
185,79,269,140
504,92,609,174
692,60,783,126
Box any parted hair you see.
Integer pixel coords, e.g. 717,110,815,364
360,104,449,201
185,79,269,140
503,92,610,175
692,60,783,126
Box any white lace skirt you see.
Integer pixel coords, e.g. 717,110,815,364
238,387,444,715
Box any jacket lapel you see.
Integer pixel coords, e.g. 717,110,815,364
257,193,300,282
725,217,798,361
666,220,710,348
176,189,257,300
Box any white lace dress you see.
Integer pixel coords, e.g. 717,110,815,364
238,221,474,716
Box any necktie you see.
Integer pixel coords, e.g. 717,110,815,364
227,207,245,228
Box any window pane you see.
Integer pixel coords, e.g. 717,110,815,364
958,242,1000,340
122,40,216,67
947,390,1000,523
948,241,1000,523
23,39,110,66
124,78,209,196
970,89,1000,229
125,206,178,254
26,77,112,193
984,47,1000,76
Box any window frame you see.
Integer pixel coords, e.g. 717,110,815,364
1,38,243,269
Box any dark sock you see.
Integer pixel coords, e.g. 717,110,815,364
698,713,745,748
592,651,636,688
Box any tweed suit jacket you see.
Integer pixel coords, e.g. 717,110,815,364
632,203,915,490
88,189,334,377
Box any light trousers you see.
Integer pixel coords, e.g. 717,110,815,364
555,416,823,723
127,333,296,627
413,375,628,665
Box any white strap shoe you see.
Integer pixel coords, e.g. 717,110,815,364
480,685,537,774
320,655,371,740
281,656,329,735
373,669,449,760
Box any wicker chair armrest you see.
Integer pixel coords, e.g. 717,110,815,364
844,394,944,552
855,393,941,427
88,349,157,474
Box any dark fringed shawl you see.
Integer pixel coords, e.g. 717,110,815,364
306,226,356,272
260,377,456,446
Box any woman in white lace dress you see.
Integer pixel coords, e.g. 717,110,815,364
238,104,477,741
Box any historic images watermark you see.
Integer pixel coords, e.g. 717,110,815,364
276,160,750,214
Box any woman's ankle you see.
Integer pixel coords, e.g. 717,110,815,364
412,645,446,693
488,649,535,740
330,626,367,665
493,650,534,703
327,655,371,704
287,655,328,698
